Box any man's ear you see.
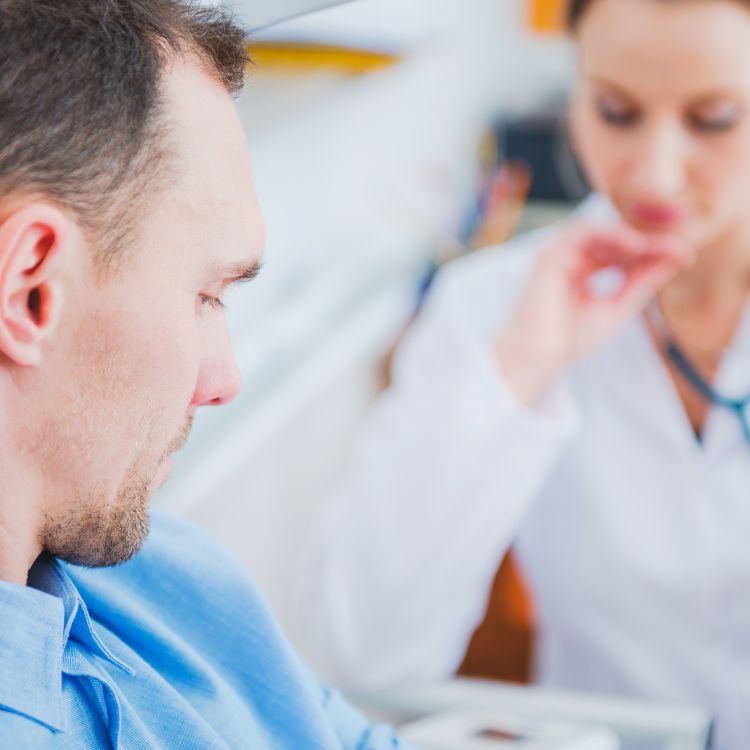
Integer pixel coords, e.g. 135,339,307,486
0,203,70,367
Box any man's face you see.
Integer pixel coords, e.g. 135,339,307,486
34,61,264,567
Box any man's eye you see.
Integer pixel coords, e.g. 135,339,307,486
199,294,225,310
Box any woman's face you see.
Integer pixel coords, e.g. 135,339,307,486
570,0,750,249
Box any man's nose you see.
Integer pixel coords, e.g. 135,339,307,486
191,329,242,408
628,121,688,199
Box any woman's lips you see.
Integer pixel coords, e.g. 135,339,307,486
627,201,690,229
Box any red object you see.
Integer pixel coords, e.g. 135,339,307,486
626,201,691,230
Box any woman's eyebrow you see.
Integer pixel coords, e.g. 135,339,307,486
586,76,636,99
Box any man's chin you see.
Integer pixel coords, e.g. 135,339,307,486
45,495,152,569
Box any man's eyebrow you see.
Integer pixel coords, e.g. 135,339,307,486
221,260,263,285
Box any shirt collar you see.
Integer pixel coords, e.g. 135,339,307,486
30,556,134,675
0,555,133,733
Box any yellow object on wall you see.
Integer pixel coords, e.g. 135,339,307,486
248,41,400,76
528,0,567,34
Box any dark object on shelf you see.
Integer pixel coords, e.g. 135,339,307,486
496,107,590,202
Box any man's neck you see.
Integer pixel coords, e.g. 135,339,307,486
0,454,43,585
0,525,40,586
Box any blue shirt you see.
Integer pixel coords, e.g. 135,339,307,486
0,511,417,749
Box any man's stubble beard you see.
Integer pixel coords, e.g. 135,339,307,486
43,416,194,568
43,465,153,568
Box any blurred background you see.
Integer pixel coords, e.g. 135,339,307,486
157,0,578,636
141,2,738,746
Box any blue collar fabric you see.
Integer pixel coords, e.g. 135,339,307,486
0,512,415,750
0,555,133,733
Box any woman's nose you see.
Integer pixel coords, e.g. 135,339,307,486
628,123,688,200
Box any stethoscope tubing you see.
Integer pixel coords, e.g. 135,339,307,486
647,302,750,445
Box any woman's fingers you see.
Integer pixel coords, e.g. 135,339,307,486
611,247,693,311
556,222,652,260
498,222,693,403
564,225,694,300
581,229,691,269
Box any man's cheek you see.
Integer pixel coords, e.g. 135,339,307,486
156,340,203,412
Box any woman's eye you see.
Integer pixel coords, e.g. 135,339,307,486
199,293,225,310
687,102,742,134
687,113,739,134
596,103,639,127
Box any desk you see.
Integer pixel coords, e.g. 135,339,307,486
351,678,712,750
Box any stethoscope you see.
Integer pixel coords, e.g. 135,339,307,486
647,302,750,445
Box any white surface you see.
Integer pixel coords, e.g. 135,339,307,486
400,710,619,750
227,0,354,32
356,679,711,750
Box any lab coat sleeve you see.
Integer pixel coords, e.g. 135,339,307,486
296,235,580,692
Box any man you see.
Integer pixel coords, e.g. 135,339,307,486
0,2,416,748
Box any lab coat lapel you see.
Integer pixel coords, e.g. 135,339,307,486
596,315,706,459
701,298,750,457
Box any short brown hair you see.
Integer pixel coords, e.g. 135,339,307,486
0,0,249,270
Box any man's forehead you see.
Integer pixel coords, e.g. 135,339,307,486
163,60,253,188
159,59,264,270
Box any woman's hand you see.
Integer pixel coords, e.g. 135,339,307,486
496,223,695,406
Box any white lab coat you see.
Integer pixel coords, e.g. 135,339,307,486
297,195,750,750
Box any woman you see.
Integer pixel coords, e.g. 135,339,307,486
297,1,750,747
